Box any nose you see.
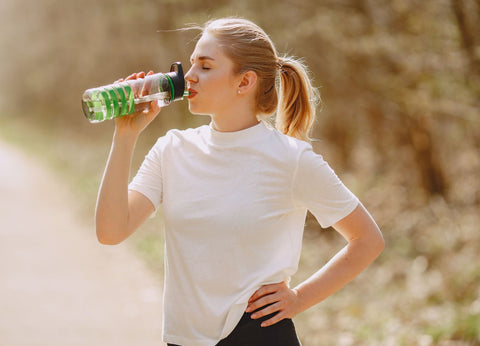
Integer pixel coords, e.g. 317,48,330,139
184,66,197,85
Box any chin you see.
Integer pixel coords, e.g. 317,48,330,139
188,104,211,116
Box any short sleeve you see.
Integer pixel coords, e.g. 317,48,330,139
128,137,165,210
292,146,359,228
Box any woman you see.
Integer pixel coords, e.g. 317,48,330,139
95,17,385,346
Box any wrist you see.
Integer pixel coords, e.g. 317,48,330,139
291,286,311,315
113,127,140,144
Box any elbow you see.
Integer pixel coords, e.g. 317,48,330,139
96,231,120,245
95,211,129,245
96,234,121,246
353,229,385,259
371,232,385,258
95,224,125,245
377,237,386,256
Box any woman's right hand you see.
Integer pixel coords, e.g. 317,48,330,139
113,71,161,136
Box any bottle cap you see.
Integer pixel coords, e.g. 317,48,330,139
166,62,185,101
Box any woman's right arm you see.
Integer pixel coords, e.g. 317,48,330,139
95,71,160,245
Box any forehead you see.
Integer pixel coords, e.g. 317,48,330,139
190,33,224,61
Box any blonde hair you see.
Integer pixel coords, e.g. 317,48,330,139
202,18,320,141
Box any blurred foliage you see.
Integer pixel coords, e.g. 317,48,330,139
1,0,479,344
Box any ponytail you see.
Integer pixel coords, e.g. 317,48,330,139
276,57,320,142
202,18,320,142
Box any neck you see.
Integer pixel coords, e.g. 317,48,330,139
211,115,260,132
210,105,260,132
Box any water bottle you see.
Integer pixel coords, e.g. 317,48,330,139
82,62,187,123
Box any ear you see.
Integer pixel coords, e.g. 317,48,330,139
237,70,258,94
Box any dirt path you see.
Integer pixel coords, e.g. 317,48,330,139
0,141,164,346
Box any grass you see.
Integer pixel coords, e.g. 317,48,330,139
2,115,480,345
426,313,480,343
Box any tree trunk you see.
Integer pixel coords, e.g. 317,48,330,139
451,0,480,75
404,114,448,198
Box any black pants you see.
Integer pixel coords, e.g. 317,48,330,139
168,309,301,346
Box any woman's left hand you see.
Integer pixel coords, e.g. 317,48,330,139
246,281,303,327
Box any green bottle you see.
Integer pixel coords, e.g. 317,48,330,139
82,62,186,123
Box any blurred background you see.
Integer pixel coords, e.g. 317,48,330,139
0,0,479,344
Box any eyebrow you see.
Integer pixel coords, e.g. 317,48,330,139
190,55,215,63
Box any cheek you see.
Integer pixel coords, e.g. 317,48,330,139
211,77,236,100
188,73,236,114
206,71,235,92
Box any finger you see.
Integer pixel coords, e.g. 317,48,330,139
248,283,283,303
125,71,145,81
250,302,281,319
134,102,150,113
150,100,162,113
143,100,161,114
260,311,286,328
135,100,161,117
129,72,145,98
141,72,154,96
246,293,280,313
125,73,137,81
140,102,161,125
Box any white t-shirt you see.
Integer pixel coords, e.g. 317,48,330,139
128,121,358,346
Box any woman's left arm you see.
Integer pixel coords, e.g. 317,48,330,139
246,203,385,327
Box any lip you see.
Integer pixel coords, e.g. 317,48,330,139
187,88,197,99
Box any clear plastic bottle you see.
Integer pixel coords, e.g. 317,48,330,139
82,62,187,123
